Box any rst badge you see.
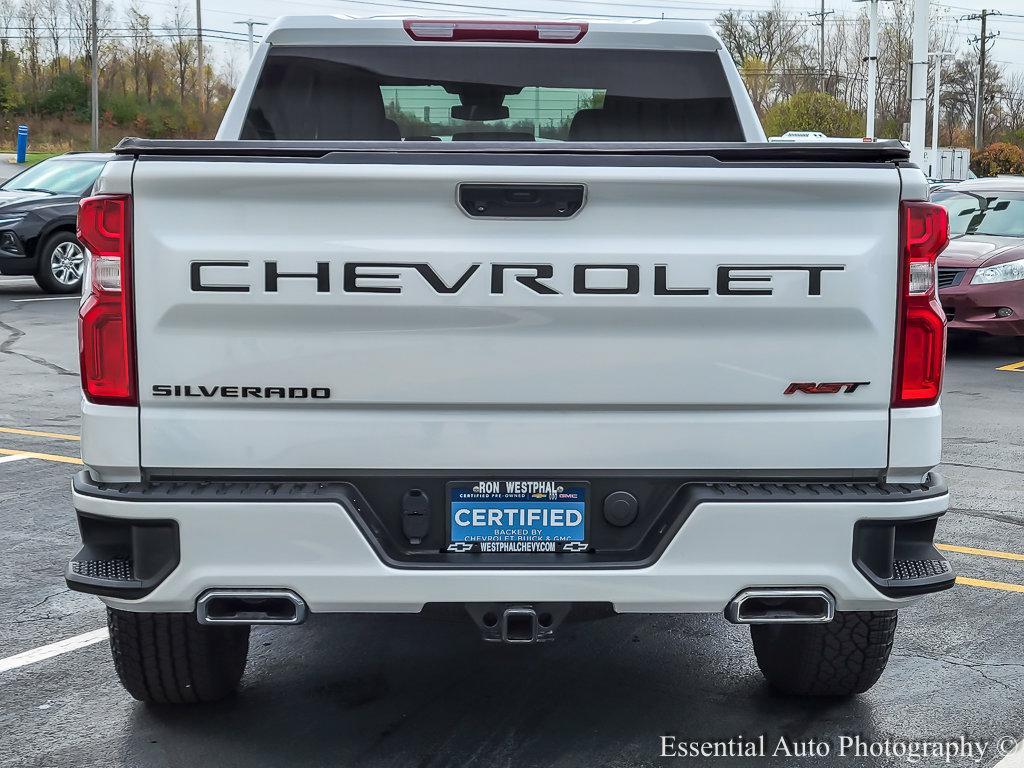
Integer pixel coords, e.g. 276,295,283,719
784,382,870,395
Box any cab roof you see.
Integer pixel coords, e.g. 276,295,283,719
262,15,722,51
946,176,1024,193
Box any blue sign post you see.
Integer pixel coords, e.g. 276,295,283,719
15,125,27,164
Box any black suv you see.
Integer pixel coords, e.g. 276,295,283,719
0,153,111,293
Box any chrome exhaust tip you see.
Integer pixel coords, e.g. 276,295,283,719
725,588,835,625
196,589,307,626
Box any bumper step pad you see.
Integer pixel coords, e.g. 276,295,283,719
70,558,135,581
892,558,952,581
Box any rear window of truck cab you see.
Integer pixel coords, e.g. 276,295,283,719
242,46,744,143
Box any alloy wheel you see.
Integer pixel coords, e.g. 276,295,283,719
50,240,85,286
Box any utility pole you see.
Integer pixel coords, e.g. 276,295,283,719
975,9,987,150
907,0,928,168
866,0,878,138
90,0,98,151
929,51,953,177
809,0,835,92
196,0,204,113
854,0,893,140
233,19,267,58
963,9,1000,150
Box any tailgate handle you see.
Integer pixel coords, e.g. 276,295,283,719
459,184,585,219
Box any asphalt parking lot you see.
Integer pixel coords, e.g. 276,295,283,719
0,275,1022,768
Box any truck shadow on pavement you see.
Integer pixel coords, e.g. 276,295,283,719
0,281,50,298
123,613,879,768
946,332,1023,361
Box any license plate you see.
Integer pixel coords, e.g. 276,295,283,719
447,480,588,554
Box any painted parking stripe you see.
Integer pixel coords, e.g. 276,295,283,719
0,426,79,441
938,543,1024,562
956,576,1024,594
0,448,82,465
0,628,107,674
10,296,80,303
0,453,31,464
995,744,1024,767
996,359,1024,372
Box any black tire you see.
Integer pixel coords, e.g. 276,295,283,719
106,608,250,704
750,611,897,697
33,231,85,294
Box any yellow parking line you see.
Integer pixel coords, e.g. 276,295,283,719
0,448,82,465
0,426,79,441
956,576,1024,594
937,543,1024,562
996,359,1024,372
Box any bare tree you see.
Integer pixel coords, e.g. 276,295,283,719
0,0,16,66
64,0,91,64
42,0,62,73
18,0,42,94
716,1,815,111
62,0,113,73
998,72,1024,136
126,1,152,98
165,0,195,104
142,40,163,103
828,15,868,109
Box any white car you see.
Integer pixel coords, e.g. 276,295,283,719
67,16,953,704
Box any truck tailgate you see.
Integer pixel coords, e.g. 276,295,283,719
129,157,901,472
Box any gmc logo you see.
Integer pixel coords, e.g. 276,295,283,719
784,382,870,395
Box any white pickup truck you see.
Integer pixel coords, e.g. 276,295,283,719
67,16,955,704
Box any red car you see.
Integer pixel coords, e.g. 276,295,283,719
933,177,1024,351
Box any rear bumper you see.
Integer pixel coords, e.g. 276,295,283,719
0,252,36,276
69,472,953,614
940,279,1024,337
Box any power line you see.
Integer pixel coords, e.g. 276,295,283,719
135,0,276,22
0,25,251,36
325,0,709,22
0,31,257,43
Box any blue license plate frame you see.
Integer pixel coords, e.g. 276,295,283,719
446,480,590,554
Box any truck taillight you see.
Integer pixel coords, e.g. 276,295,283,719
77,195,136,406
403,19,588,43
892,201,948,408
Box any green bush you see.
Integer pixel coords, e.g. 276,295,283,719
763,92,863,138
0,70,20,113
105,93,143,126
39,72,88,119
970,142,1024,177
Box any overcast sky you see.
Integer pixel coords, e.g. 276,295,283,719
126,0,1024,79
